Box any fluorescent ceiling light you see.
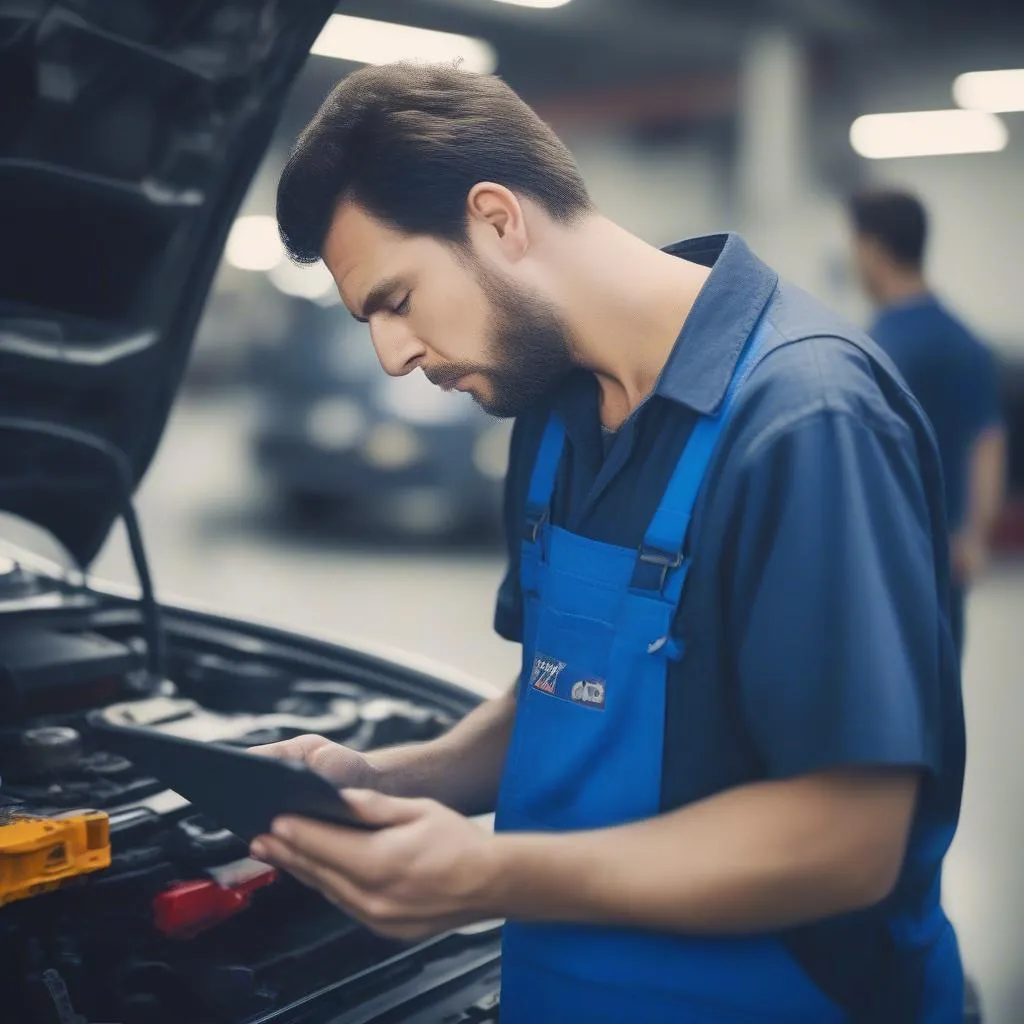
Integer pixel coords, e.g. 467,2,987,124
310,15,497,74
225,215,284,272
491,0,572,7
849,110,1007,159
953,69,1024,113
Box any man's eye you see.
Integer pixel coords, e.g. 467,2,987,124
392,294,411,315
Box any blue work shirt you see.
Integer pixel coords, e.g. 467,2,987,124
495,234,965,1017
871,294,1002,534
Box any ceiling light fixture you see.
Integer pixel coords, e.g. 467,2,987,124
267,260,337,302
224,216,284,272
849,110,1008,159
490,0,573,8
310,15,497,74
953,69,1024,113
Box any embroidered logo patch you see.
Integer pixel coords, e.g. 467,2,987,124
529,654,565,695
571,679,606,710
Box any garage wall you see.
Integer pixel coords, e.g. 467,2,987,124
564,113,1024,354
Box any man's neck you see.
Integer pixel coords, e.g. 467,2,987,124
551,218,711,429
876,269,929,310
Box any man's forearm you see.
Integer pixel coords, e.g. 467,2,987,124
482,769,919,934
365,685,516,815
968,425,1007,539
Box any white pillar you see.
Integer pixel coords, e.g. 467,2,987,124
737,28,808,223
734,27,856,314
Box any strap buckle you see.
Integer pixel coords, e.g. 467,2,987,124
636,544,684,592
523,510,548,544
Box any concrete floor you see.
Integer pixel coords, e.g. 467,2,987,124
91,392,1023,1023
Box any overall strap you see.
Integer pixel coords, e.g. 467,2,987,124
631,319,775,601
523,414,566,545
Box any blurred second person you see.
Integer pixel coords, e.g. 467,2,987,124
849,188,1007,658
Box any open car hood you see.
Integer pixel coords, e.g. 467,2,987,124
0,0,337,566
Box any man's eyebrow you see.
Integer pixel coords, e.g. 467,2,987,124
350,276,404,323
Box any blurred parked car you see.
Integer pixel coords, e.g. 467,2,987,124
246,296,511,538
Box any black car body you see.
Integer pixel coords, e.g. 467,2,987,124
0,2,500,1020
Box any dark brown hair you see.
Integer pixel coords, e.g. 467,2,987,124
277,62,593,264
849,188,928,268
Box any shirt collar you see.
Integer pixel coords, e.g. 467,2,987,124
877,291,937,317
654,233,778,415
548,232,779,433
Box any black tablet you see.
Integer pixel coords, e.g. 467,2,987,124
89,716,370,841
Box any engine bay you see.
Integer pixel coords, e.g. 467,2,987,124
0,555,498,1024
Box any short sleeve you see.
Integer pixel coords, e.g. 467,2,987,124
729,410,945,780
494,419,526,643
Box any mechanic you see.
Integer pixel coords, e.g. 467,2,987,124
250,64,966,1023
849,188,1007,659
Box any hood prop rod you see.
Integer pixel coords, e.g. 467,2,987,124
0,418,165,683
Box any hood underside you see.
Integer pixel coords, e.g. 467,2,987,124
0,0,337,566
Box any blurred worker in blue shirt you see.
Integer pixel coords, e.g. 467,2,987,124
849,189,1007,658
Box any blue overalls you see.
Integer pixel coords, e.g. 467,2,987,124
495,321,853,1022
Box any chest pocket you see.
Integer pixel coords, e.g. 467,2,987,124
502,559,673,832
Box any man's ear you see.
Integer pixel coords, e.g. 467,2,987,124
465,182,528,263
864,234,892,268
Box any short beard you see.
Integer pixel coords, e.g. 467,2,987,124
468,260,577,418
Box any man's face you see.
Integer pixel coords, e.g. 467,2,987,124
323,200,575,418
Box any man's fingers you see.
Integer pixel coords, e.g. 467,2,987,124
342,788,430,827
256,835,339,893
254,835,397,926
266,795,430,885
267,815,380,883
308,746,374,787
248,734,326,760
248,737,373,790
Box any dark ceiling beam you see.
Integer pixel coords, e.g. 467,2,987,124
338,0,745,64
759,0,880,39
531,73,737,131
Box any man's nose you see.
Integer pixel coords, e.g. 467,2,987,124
369,320,426,377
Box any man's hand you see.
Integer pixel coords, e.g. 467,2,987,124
951,529,988,586
954,423,1007,586
250,688,518,813
248,734,380,790
251,768,918,940
250,790,499,942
